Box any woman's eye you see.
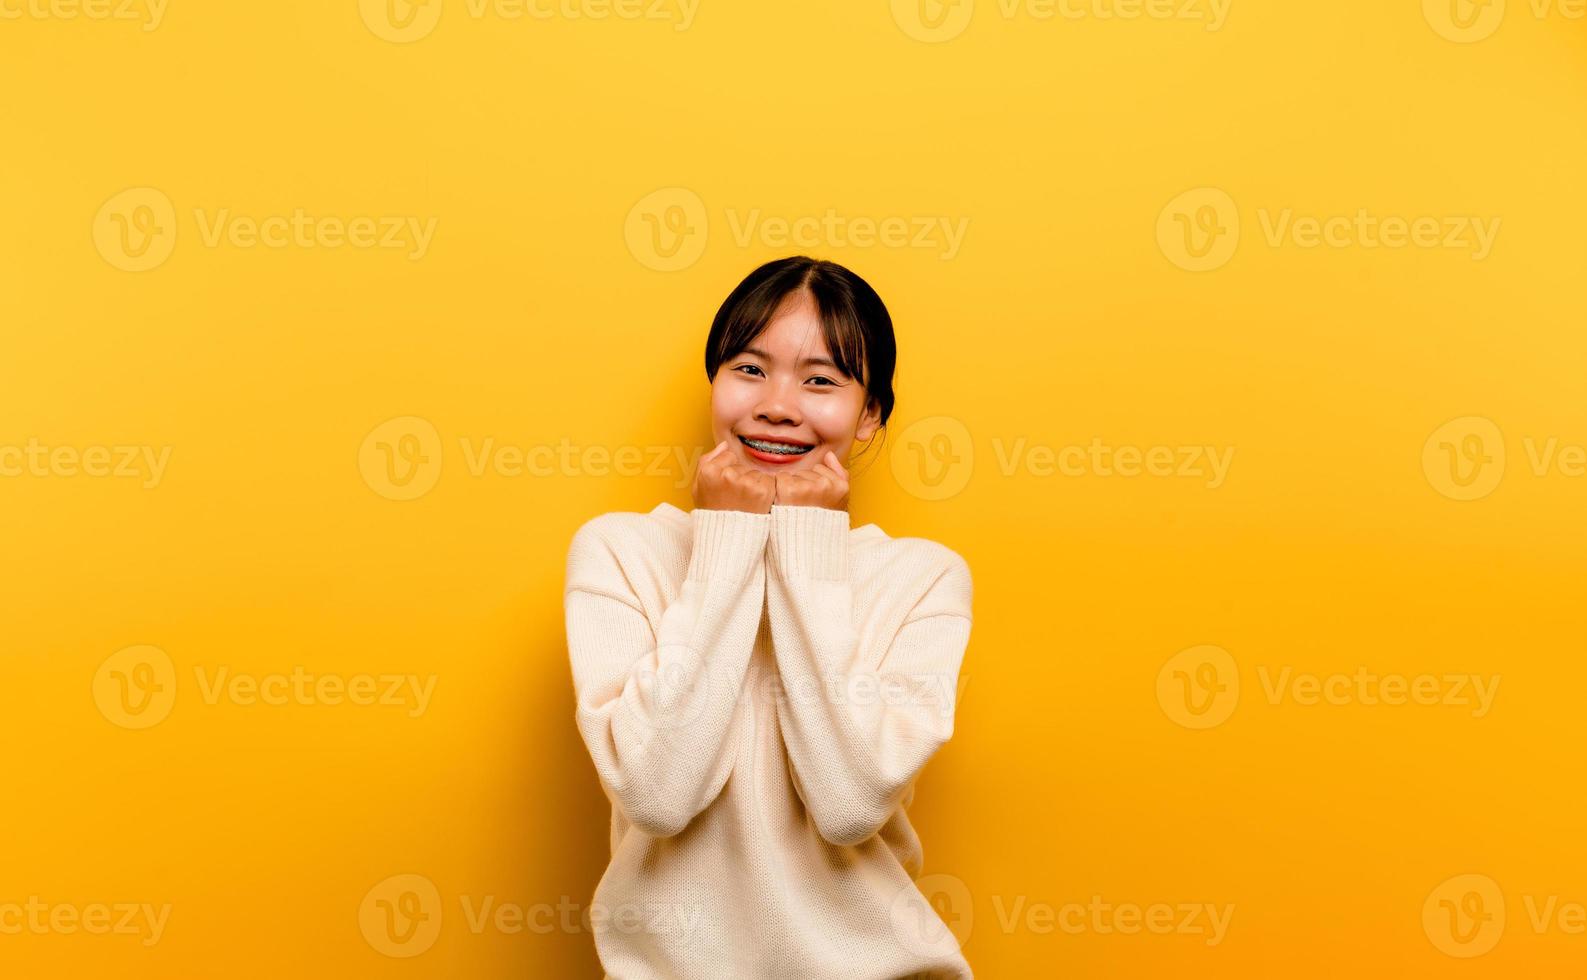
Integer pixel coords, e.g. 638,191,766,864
808,376,836,386
734,364,764,377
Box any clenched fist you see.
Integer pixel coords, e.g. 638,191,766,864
692,440,776,514
772,451,849,511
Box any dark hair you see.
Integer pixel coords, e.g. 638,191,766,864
704,256,897,453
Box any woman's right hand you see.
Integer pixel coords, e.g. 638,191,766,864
691,439,775,514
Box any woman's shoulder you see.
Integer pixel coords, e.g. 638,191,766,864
564,503,693,601
854,523,972,594
567,502,689,558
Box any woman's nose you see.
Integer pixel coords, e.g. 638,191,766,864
754,382,800,424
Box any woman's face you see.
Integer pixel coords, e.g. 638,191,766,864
709,290,881,474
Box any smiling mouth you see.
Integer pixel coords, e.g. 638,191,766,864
737,435,814,457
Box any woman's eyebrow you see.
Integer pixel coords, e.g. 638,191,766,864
741,346,840,370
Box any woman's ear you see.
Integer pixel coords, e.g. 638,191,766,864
854,397,882,442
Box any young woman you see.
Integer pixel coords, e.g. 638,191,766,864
564,256,974,979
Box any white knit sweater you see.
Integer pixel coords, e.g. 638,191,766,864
564,501,974,979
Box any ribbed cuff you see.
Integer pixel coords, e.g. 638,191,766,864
686,508,770,583
768,505,850,581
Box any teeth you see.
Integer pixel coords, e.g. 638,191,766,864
741,437,812,455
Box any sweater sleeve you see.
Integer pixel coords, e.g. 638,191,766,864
564,508,769,838
764,504,972,847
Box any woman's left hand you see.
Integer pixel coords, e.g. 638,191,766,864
773,451,850,511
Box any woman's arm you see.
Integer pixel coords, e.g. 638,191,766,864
763,504,972,847
565,507,768,838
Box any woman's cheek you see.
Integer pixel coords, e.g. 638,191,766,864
803,403,853,449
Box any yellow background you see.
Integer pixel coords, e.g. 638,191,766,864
2,0,1584,976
